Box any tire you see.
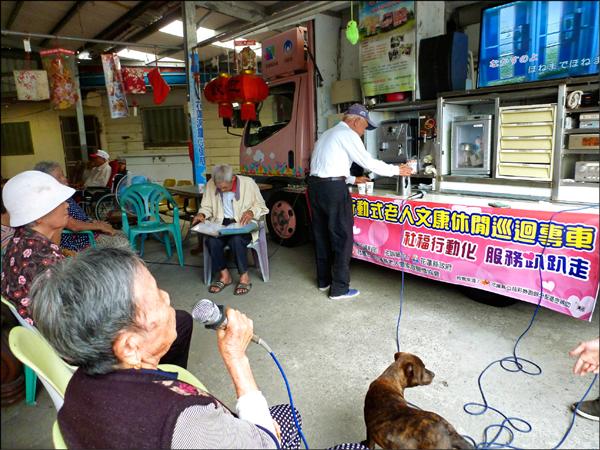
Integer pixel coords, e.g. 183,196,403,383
94,194,120,224
266,191,309,247
457,285,518,307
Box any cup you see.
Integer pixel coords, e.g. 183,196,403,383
366,181,374,194
357,183,366,195
408,160,418,174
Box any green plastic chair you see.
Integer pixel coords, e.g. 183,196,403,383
120,183,184,266
8,326,75,411
61,230,97,248
157,363,208,391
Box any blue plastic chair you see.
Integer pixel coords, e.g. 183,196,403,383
120,183,184,266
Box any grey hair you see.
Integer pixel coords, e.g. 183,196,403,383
30,247,146,375
212,164,234,183
33,161,62,175
343,114,363,122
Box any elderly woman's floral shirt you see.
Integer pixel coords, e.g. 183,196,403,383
1,226,64,324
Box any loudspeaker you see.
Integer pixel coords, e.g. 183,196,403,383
418,32,468,100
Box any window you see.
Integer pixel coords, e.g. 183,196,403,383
60,115,101,161
244,82,295,147
141,106,189,147
1,122,34,155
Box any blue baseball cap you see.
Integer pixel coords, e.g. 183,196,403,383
346,103,378,130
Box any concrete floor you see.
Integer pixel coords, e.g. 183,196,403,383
2,236,599,449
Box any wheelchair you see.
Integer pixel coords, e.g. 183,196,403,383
78,173,149,228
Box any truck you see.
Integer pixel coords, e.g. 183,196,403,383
237,26,317,247
209,22,600,319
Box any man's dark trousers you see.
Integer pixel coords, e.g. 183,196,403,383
205,233,252,275
307,177,353,297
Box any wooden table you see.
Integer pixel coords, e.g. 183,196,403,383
167,183,272,205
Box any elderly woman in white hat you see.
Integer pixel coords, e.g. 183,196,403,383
83,149,111,188
1,170,73,323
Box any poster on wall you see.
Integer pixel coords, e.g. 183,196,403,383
101,54,129,119
13,70,50,101
351,195,599,321
359,1,416,96
40,49,79,110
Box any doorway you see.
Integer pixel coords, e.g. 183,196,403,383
59,115,101,183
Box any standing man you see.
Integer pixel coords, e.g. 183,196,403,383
83,149,112,188
308,103,413,300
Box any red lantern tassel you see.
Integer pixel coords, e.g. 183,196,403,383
240,102,257,121
218,103,233,119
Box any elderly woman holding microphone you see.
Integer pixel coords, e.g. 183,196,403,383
30,247,303,448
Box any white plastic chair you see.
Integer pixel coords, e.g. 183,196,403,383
203,221,270,285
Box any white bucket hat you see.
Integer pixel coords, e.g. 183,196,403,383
3,170,75,227
90,149,109,160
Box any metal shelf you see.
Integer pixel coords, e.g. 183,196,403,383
564,128,600,134
370,99,437,112
560,180,600,187
566,106,600,114
561,149,599,155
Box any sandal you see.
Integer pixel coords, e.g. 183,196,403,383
208,280,231,294
234,282,252,296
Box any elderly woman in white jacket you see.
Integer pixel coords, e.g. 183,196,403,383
192,164,268,296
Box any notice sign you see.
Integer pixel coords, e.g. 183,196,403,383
359,1,416,96
351,195,599,321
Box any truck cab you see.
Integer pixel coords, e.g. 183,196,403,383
240,27,315,246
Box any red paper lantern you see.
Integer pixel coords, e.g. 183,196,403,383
227,71,269,121
203,73,233,119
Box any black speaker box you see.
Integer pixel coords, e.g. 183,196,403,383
418,32,468,100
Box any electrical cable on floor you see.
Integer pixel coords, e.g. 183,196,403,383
393,200,598,448
456,204,597,449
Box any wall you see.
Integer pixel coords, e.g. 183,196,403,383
314,14,342,137
415,1,446,99
1,86,242,180
102,87,241,179
338,9,361,80
1,102,100,179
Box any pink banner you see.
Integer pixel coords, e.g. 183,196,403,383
351,194,599,321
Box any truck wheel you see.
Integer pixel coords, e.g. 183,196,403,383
458,286,518,307
267,192,309,247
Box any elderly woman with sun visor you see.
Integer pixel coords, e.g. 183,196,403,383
1,170,193,370
1,170,72,323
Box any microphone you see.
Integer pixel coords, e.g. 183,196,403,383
407,190,425,200
191,299,272,352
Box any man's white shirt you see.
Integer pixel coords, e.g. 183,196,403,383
309,121,400,183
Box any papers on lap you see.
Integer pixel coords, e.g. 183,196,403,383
191,221,258,237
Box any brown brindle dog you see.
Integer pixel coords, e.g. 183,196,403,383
364,352,473,449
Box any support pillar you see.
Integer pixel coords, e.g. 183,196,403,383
183,1,206,184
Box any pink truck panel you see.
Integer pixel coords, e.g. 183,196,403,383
261,27,308,79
